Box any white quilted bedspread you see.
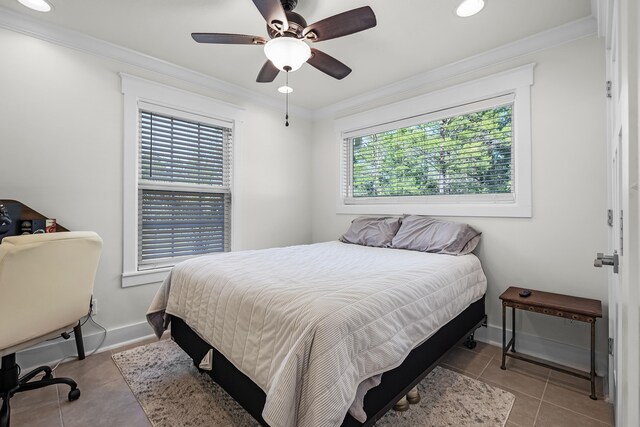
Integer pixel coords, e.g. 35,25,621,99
147,241,487,427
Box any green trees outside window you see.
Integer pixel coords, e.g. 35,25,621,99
351,104,513,198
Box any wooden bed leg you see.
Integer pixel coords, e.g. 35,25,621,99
406,386,420,404
393,396,410,412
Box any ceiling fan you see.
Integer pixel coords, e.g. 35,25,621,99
191,0,377,83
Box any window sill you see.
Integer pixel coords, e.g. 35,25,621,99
122,267,171,288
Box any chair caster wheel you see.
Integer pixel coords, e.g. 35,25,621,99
68,388,81,401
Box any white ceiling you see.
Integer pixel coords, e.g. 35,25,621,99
2,0,593,110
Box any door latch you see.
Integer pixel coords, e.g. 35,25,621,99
608,337,614,356
594,251,619,274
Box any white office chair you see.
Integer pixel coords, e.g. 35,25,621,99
0,232,102,427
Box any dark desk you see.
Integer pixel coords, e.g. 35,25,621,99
0,199,68,241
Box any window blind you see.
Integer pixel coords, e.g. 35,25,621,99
138,190,230,266
140,111,230,186
138,110,232,268
346,102,513,199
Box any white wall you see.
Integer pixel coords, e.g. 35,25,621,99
310,36,609,371
0,27,313,358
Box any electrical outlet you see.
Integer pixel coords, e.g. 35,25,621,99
91,298,98,316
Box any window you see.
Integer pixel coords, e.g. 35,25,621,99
348,100,513,200
121,74,242,287
336,64,533,217
138,109,231,269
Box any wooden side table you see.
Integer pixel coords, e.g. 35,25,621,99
499,286,603,400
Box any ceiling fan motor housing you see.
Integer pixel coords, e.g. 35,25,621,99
267,11,308,39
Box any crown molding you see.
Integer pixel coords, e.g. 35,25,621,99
0,6,314,120
314,16,598,120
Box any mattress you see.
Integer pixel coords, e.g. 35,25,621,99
147,241,487,427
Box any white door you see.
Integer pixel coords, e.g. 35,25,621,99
598,0,639,425
604,0,622,414
606,124,622,418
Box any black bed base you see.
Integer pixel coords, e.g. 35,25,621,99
171,296,486,426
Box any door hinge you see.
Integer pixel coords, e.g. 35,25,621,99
620,210,624,255
606,80,612,98
608,209,613,226
608,337,614,356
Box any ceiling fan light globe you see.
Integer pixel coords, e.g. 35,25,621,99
16,0,52,12
456,0,485,17
264,37,311,72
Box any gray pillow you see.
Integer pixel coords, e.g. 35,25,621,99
391,215,481,255
339,216,402,248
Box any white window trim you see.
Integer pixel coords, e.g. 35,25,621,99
121,74,244,287
334,63,535,218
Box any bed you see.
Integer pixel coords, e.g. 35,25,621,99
147,237,487,427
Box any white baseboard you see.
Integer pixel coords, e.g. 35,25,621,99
15,320,157,372
473,323,607,375
15,319,607,392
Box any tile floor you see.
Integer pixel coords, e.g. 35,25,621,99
6,338,613,426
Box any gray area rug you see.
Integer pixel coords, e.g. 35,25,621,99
112,340,514,427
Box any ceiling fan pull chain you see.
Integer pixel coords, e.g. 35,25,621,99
285,68,290,127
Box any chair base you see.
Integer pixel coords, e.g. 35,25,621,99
0,354,80,427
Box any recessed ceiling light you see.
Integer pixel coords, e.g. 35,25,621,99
16,0,52,12
456,0,485,17
278,86,293,94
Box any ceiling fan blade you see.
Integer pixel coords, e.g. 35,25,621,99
192,33,266,45
256,60,280,83
303,6,376,42
307,48,352,80
251,0,289,32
